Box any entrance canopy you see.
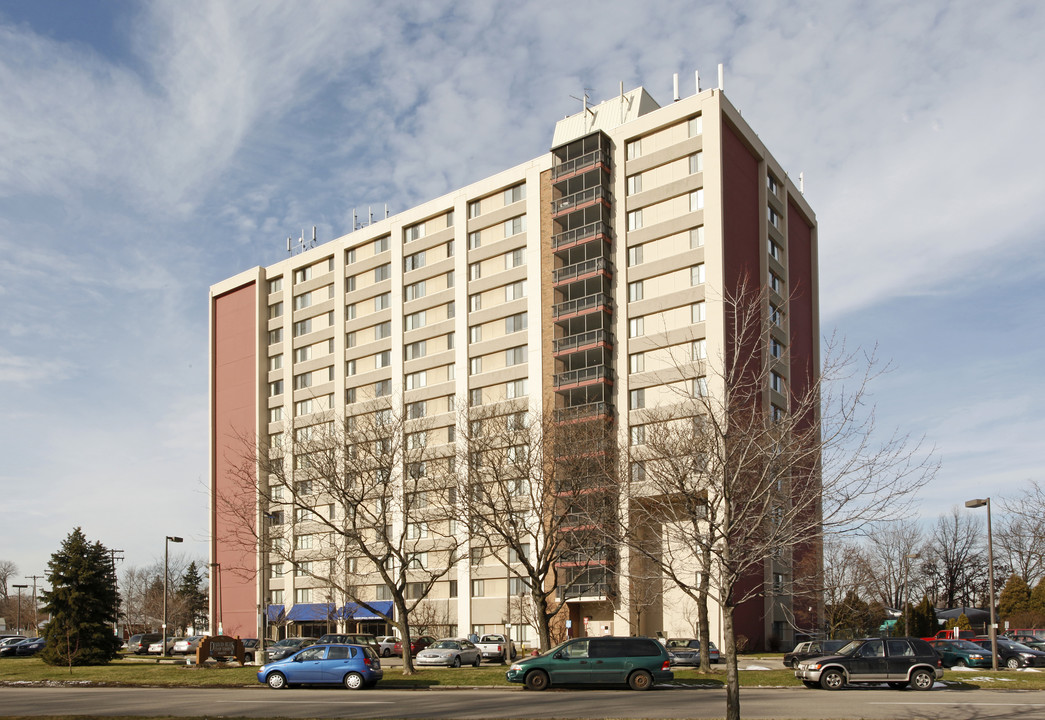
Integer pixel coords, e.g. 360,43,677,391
271,602,394,623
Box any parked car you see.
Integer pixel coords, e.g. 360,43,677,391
15,637,46,656
242,638,259,662
257,643,382,690
375,635,396,657
929,639,994,668
664,637,720,665
477,634,517,663
783,639,847,669
971,637,1045,668
0,636,27,652
147,637,179,655
795,637,942,691
126,633,163,654
317,633,380,654
393,635,436,657
265,637,319,662
173,636,206,655
416,638,482,667
0,638,31,657
506,636,673,691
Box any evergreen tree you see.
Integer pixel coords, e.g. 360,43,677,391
1031,578,1045,617
955,612,973,632
176,561,208,633
998,573,1032,620
39,528,122,666
911,596,937,637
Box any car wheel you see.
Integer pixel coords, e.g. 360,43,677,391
1007,657,1021,669
887,681,908,689
910,669,934,691
382,648,391,657
343,672,364,690
790,658,801,669
525,669,550,691
820,668,845,691
266,672,287,690
953,658,966,668
628,669,654,691
802,680,820,689
451,655,461,668
473,654,481,667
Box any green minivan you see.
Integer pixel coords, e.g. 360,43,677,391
506,636,673,691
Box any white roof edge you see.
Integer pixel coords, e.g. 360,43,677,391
552,87,661,147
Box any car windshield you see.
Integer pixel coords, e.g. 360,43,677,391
274,638,301,647
951,640,986,651
430,641,459,650
1004,639,1034,652
837,640,864,656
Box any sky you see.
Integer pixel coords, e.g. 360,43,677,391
1,1,1043,596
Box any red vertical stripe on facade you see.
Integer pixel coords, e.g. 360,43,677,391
211,283,259,637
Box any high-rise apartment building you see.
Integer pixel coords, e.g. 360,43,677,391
210,79,818,651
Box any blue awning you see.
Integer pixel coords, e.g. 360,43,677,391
285,603,338,622
267,604,286,622
340,601,392,621
281,601,394,623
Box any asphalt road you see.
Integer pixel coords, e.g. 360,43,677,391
3,685,1045,719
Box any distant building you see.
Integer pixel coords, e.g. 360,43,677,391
210,77,818,651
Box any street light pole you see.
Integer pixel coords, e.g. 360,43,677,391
902,552,920,636
965,498,997,671
12,584,27,634
163,536,183,659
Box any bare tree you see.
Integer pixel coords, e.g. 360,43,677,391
858,519,923,610
0,560,16,606
921,507,986,609
615,281,932,720
998,485,1045,586
820,537,872,639
220,394,463,674
458,406,619,652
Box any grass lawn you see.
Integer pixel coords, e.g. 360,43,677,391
3,657,1045,691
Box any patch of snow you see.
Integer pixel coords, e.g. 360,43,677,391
742,665,772,671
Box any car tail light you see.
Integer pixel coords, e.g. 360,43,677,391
497,644,502,652
364,656,372,667
662,660,671,671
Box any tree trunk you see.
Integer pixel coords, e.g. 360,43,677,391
534,591,552,653
697,544,712,672
722,602,740,720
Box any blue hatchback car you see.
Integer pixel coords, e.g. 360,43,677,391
257,643,382,689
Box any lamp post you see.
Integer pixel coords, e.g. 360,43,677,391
12,584,27,634
260,512,277,662
965,498,997,671
209,562,223,635
902,552,920,635
163,536,183,658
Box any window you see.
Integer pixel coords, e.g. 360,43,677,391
346,248,356,264
407,522,428,540
293,372,312,390
346,387,356,404
468,230,482,249
692,339,707,360
375,321,391,339
626,139,641,159
767,174,780,196
346,359,357,376
770,272,783,293
505,346,526,366
770,304,784,326
505,280,526,301
294,265,312,284
405,222,425,242
627,210,642,231
469,325,482,343
405,340,426,360
627,246,643,267
406,370,427,389
469,357,482,375
629,388,645,409
690,189,704,212
449,580,458,598
509,543,530,563
629,352,644,373
771,371,785,393
268,328,283,345
446,238,455,257
268,302,283,319
405,310,426,330
693,376,708,397
295,398,313,415
471,547,484,565
471,579,485,597
407,400,426,419
509,577,530,595
375,379,392,396
469,388,483,407
375,585,392,601
469,262,481,280
505,312,527,333
404,251,425,272
768,206,781,228
295,534,313,550
691,226,704,248
374,236,390,254
446,332,455,350
268,277,283,294
768,239,781,260
294,292,313,310
628,281,643,302
689,152,703,174
688,116,702,137
269,380,284,397
468,200,481,218
469,293,481,312
504,184,525,204
345,332,356,350
374,292,390,311
628,317,644,338
770,338,783,359
405,280,426,301
506,248,524,269
270,589,284,604
627,174,642,195
295,588,312,603
692,301,706,323
447,300,455,318
504,216,526,237
294,560,313,577
347,303,356,320
631,461,646,482
376,350,391,368
691,264,705,285
269,354,283,371
630,425,646,446
268,406,282,422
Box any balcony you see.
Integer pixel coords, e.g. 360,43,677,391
553,329,613,355
552,148,610,181
553,257,611,285
554,365,611,389
553,401,613,423
552,186,610,217
557,582,612,600
551,221,611,251
552,292,611,319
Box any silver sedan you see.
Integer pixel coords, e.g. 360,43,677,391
415,638,481,667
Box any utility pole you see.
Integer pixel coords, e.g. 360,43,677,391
108,550,124,637
26,575,45,637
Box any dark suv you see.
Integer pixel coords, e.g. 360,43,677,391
507,636,673,691
795,637,942,691
126,633,162,654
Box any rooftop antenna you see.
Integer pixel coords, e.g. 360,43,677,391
718,63,724,91
673,73,680,102
695,69,701,93
799,172,805,194
384,203,389,219
569,88,595,125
